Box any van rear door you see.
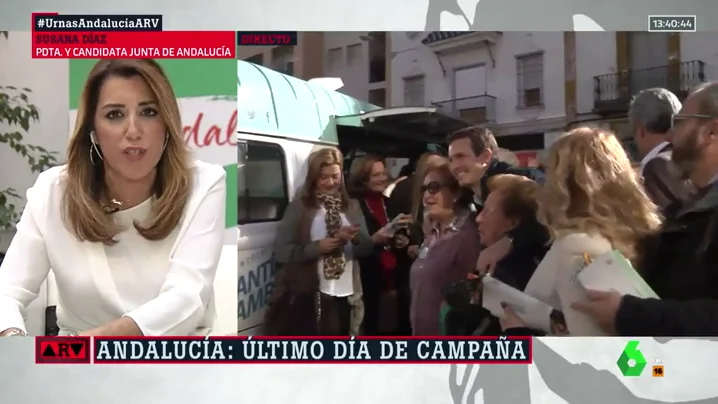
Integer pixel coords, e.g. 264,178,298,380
335,106,472,157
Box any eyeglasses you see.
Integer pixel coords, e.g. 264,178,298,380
420,181,445,195
671,114,716,128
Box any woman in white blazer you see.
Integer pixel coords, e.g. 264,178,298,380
0,59,226,337
500,127,662,336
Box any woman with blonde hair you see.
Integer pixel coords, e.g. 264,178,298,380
0,59,226,337
265,147,376,335
499,127,662,336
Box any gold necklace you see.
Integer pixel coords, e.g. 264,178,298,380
101,198,130,214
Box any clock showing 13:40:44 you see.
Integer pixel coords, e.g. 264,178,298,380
648,15,697,32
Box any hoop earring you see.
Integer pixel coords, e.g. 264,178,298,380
89,145,96,166
92,143,103,161
89,131,104,165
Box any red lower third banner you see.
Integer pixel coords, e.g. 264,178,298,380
33,31,236,59
35,336,532,364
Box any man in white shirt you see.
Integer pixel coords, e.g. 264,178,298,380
630,88,690,209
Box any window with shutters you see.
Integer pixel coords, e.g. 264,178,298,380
347,44,362,65
328,47,344,71
403,75,425,106
516,53,544,108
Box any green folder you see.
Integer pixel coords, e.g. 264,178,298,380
439,302,451,335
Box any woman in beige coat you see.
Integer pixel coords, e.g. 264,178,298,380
264,147,376,335
499,127,662,336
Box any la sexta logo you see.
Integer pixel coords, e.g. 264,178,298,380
35,336,91,364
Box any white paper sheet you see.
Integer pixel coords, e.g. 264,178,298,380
576,250,660,299
481,276,555,332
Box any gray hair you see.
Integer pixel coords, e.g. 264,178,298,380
694,81,718,115
628,88,682,135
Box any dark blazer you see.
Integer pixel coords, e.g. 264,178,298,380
492,237,549,292
615,182,718,336
475,159,548,254
357,194,408,291
642,144,691,210
387,176,414,217
387,175,426,247
356,193,413,335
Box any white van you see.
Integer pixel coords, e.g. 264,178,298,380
236,60,469,335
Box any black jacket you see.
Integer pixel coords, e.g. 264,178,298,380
455,160,549,337
474,159,548,255
615,183,718,336
387,176,414,217
466,240,549,337
356,194,412,290
387,175,426,247
492,238,549,292
642,145,691,211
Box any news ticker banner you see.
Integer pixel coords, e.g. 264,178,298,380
0,337,714,403
67,58,237,237
35,336,532,364
32,13,236,59
2,1,716,31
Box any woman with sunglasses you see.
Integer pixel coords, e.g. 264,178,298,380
409,157,480,336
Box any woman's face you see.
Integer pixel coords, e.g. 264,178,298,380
317,163,342,194
422,172,456,219
476,191,519,247
93,75,166,182
366,161,388,193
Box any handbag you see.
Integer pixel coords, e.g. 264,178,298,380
441,271,494,335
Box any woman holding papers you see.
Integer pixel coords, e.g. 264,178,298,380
467,174,549,336
409,158,480,335
498,127,662,336
573,83,718,336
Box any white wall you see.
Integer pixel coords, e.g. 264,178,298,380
0,32,69,251
680,33,718,81
574,32,616,116
575,32,718,118
390,32,566,128
324,32,384,102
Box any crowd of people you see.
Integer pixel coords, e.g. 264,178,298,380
265,81,718,337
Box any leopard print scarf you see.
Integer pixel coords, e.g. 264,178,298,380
317,192,347,280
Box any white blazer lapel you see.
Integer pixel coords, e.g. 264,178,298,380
86,241,126,315
168,168,218,257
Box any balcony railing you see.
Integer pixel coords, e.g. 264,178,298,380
593,60,709,114
432,95,496,124
422,32,473,45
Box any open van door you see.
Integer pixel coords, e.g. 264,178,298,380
335,106,472,159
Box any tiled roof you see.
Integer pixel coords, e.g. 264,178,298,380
421,31,472,45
